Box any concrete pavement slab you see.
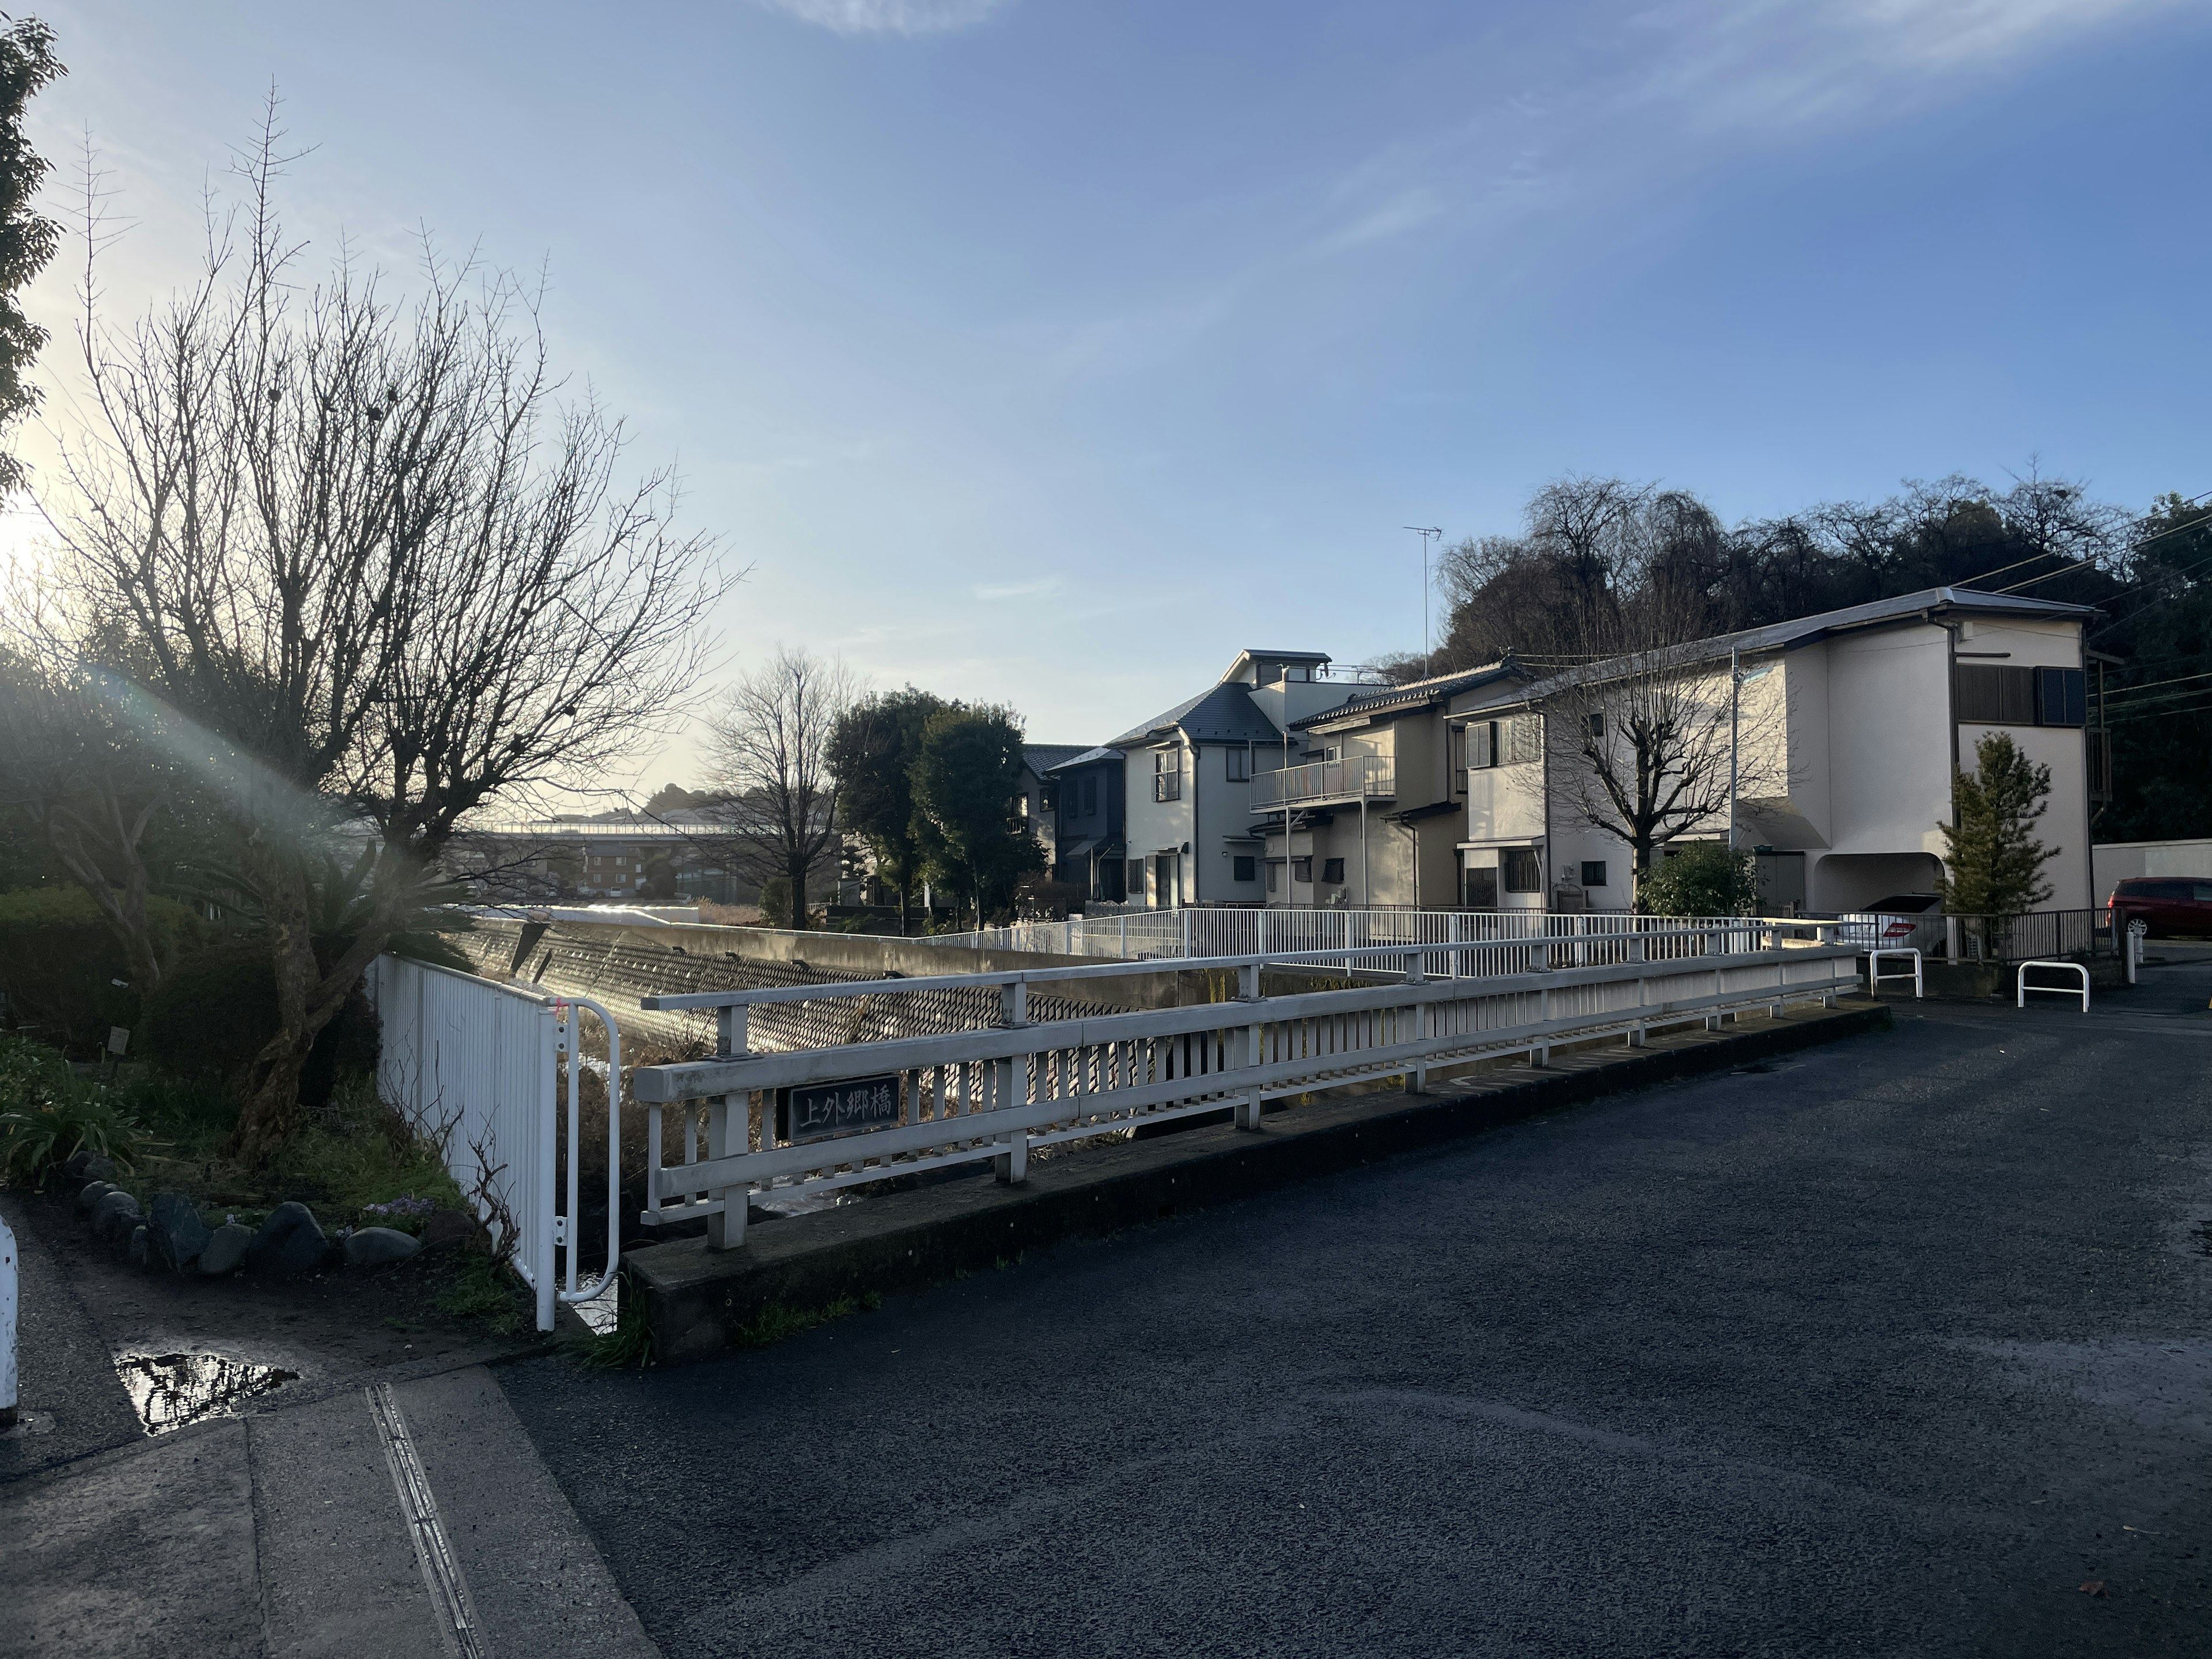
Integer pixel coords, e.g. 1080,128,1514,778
396,1366,661,1658
0,1416,262,1658
249,1387,448,1658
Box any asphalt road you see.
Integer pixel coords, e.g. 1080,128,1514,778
502,965,2212,1658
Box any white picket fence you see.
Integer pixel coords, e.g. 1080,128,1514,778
365,955,622,1333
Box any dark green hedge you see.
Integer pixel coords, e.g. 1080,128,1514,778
141,941,380,1113
0,885,209,1054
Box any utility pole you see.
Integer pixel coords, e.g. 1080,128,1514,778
1728,645,1740,853
1406,527,1442,678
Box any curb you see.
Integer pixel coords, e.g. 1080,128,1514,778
627,999,1893,1363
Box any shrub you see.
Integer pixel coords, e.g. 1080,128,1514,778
1637,842,1759,917
139,941,380,1111
0,1034,142,1183
0,886,208,1054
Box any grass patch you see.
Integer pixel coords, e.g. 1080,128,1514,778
566,1280,656,1370
434,1251,530,1336
735,1287,882,1349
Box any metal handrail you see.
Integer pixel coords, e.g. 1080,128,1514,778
640,923,1782,1017
553,997,623,1309
631,941,1862,1240
1249,754,1396,810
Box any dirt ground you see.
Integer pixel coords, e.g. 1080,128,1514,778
12,1183,545,1410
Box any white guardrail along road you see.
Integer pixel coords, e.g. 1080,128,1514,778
630,927,1865,1248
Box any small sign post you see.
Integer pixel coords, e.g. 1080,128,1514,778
2,1212,18,1429
777,1074,903,1145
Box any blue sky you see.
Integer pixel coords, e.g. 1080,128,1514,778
17,0,2212,789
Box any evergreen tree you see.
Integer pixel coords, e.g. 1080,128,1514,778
911,703,1042,927
1938,733,2054,916
0,16,62,494
826,686,945,930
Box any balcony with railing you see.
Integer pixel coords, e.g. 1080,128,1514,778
1249,754,1396,811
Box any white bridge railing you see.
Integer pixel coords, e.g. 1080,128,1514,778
367,955,623,1333
630,932,1863,1247
912,907,1824,967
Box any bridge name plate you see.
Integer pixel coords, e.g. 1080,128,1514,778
777,1074,903,1145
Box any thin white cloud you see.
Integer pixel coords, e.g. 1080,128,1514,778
974,577,1060,601
1317,186,1444,254
753,0,1013,36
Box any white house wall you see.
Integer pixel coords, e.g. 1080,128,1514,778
1814,624,1953,911
1195,743,1267,905
1950,617,2095,910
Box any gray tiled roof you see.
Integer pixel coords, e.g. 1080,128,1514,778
1044,745,1124,774
1108,681,1279,747
1449,586,2098,714
1021,744,1091,776
1298,658,1525,729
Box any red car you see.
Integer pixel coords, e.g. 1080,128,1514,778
2108,877,2212,939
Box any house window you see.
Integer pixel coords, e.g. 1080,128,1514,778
1082,775,1098,814
1955,663,2086,727
1449,724,1468,790
1267,859,1281,893
1587,713,1604,738
1154,751,1183,802
1955,664,2035,724
1463,865,1498,910
1321,857,1346,884
1581,861,1608,888
1126,858,1146,896
1226,748,1251,782
1291,856,1313,884
1467,718,1536,767
2036,666,2086,727
1233,855,1256,882
1502,847,1543,893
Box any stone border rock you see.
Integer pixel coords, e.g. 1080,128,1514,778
51,1147,460,1284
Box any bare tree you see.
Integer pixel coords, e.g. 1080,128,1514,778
702,646,855,927
32,111,725,1162
1540,580,1787,906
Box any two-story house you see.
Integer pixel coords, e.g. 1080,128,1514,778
1045,746,1128,900
1110,649,1376,908
1252,661,1527,908
1445,587,2102,915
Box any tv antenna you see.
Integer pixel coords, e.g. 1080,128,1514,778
1406,526,1442,677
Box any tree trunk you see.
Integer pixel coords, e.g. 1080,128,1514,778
224,841,407,1167
789,858,809,931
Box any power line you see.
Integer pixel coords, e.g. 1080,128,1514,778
2100,665,2212,701
2105,696,2212,727
1948,488,2212,593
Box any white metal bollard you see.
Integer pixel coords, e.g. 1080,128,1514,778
2017,959,2090,1013
2,1211,18,1429
1868,947,1923,998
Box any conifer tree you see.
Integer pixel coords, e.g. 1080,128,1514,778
1938,733,2054,916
